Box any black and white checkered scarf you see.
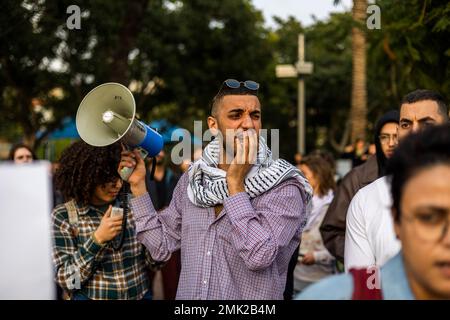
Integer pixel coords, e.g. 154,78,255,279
187,136,313,208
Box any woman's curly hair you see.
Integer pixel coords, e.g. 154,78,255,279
54,141,122,205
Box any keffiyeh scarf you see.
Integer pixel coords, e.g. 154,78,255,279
187,136,313,208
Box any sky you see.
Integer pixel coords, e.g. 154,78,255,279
252,0,353,28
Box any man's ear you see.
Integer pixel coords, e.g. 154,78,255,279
391,208,401,240
207,116,219,136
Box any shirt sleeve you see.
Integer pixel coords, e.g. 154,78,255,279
295,273,353,300
52,210,107,291
344,189,376,271
224,179,306,271
308,208,336,265
319,168,362,263
131,173,187,262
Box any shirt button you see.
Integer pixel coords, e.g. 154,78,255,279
203,280,207,285
206,251,211,256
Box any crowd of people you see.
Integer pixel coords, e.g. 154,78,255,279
5,80,450,300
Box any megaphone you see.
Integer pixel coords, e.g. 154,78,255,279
76,82,164,181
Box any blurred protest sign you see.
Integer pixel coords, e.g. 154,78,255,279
0,162,55,299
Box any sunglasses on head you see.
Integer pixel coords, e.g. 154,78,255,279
210,79,260,115
222,79,260,91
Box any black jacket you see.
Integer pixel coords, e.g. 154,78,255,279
320,110,399,263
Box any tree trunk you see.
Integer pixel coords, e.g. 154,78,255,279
109,0,149,84
350,0,367,142
19,90,37,150
329,116,351,153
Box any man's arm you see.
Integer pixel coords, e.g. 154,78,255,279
131,173,186,262
120,148,184,263
223,131,306,271
311,215,336,265
344,190,375,271
319,179,354,263
224,180,306,271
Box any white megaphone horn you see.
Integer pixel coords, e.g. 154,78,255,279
76,82,164,181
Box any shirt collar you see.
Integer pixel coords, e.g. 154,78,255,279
381,251,415,300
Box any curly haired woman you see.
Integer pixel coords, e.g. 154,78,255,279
51,141,154,300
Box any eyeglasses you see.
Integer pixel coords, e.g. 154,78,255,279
378,134,398,145
402,210,450,243
101,178,123,188
221,79,260,91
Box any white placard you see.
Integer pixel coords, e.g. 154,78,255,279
0,161,55,300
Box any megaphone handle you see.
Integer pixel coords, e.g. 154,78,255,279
119,147,149,181
112,182,130,250
119,166,134,181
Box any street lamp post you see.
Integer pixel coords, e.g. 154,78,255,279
275,34,314,155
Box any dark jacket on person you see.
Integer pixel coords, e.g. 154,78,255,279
319,110,399,263
145,167,179,210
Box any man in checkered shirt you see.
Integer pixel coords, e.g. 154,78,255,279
120,79,311,299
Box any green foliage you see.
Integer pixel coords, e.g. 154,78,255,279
365,0,449,136
0,0,448,160
304,13,353,150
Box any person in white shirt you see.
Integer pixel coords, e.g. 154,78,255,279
320,110,399,264
345,176,401,270
345,89,449,271
297,123,450,300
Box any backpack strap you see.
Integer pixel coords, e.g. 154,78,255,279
64,199,79,237
349,268,383,300
61,199,80,300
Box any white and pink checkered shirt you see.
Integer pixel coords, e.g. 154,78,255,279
131,173,307,299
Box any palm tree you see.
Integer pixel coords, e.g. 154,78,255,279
335,0,368,143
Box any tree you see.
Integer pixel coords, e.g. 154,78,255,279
334,0,368,143
1,0,448,159
267,13,353,155
270,0,449,155
0,0,150,148
134,0,272,131
0,1,63,147
305,13,354,152
0,0,271,151
350,0,368,142
367,0,450,104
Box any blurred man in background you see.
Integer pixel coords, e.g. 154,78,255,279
345,90,449,270
298,123,450,300
321,110,400,264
